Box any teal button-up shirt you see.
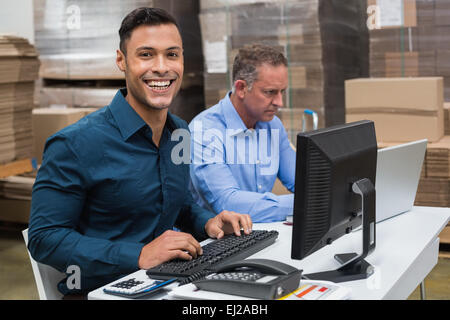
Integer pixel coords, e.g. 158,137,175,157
28,88,214,294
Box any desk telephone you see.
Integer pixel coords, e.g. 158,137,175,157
193,259,302,299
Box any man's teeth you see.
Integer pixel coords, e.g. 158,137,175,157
145,80,171,89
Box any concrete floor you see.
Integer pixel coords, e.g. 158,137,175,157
408,256,450,300
0,223,39,300
0,222,448,300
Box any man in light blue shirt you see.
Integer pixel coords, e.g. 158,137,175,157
189,44,296,222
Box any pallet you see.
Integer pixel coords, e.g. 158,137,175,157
0,158,37,178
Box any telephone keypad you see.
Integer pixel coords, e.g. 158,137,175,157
208,272,263,282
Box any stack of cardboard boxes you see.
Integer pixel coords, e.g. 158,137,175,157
34,0,205,124
0,36,40,165
33,0,152,80
364,0,450,245
33,0,149,125
0,175,34,201
368,0,450,101
0,107,97,224
346,77,444,143
345,77,450,208
0,36,40,224
415,136,450,207
199,0,369,142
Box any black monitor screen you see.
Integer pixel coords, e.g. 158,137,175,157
291,120,377,261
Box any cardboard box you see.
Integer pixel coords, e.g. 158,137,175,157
435,0,450,26
415,176,450,207
0,36,40,84
425,135,450,178
271,178,290,196
40,86,116,109
200,0,369,128
32,108,96,163
345,77,444,142
367,0,417,29
445,103,450,135
385,51,419,77
416,135,450,207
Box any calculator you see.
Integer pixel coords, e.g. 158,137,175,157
103,277,176,299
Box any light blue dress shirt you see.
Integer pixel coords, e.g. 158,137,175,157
189,92,296,222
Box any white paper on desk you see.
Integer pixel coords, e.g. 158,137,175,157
279,280,352,300
167,280,351,300
168,283,256,300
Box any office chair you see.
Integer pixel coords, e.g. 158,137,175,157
22,229,65,300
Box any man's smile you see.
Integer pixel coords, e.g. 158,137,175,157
143,78,176,92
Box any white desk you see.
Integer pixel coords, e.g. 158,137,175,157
88,206,449,300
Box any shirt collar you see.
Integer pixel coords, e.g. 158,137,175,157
108,88,178,141
222,91,262,137
222,91,248,137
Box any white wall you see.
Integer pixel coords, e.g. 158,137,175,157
0,0,34,43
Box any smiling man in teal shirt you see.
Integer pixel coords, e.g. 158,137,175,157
28,7,251,296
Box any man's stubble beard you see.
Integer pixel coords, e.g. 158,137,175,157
129,82,172,111
124,60,179,111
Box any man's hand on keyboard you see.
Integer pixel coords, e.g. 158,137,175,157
137,230,203,270
205,210,253,239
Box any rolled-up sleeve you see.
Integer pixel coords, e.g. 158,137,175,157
189,122,294,223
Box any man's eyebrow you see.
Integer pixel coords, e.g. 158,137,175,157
135,46,182,51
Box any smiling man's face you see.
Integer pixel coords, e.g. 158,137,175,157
116,23,184,110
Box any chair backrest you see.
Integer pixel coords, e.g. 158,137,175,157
22,229,66,300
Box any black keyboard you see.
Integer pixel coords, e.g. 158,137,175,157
145,230,279,280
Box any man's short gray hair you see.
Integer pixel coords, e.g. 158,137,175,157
231,44,288,92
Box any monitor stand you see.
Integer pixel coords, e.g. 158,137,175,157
303,178,376,283
304,253,374,283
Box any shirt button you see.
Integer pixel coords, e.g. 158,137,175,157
256,160,260,164
258,185,262,189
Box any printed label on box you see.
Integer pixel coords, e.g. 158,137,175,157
378,0,403,27
204,40,228,73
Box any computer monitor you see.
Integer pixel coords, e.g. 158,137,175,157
291,120,377,282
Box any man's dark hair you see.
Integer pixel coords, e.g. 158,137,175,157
119,7,180,55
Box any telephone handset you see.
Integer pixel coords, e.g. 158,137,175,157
193,259,302,299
